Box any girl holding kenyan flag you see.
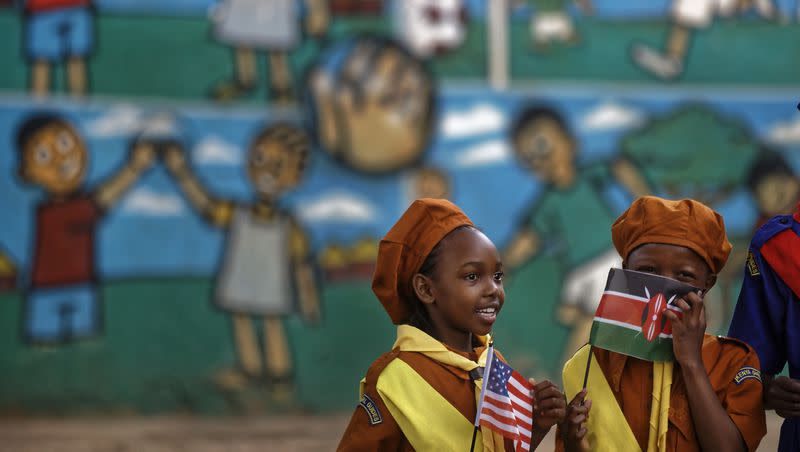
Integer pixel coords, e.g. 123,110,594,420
557,196,767,452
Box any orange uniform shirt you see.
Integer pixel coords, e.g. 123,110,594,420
556,334,766,452
338,346,516,451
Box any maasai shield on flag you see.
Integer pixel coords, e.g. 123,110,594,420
475,343,535,452
589,268,700,361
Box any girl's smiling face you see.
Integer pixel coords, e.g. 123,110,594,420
413,227,505,352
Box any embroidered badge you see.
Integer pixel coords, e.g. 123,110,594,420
360,394,383,425
734,366,762,385
747,252,760,277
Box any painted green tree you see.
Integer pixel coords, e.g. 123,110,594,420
620,105,761,205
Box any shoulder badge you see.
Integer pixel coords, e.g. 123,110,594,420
746,251,760,277
359,394,383,425
734,366,762,385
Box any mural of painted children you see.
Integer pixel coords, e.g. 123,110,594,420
16,114,156,344
20,0,96,96
748,151,800,230
503,106,644,362
631,0,776,80
309,36,435,174
523,0,592,51
209,0,329,104
163,124,318,386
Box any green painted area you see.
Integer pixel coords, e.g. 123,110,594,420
2,13,800,101
0,278,396,414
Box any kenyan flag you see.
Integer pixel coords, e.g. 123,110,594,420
589,268,700,362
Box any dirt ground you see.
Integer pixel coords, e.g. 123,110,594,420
0,411,784,451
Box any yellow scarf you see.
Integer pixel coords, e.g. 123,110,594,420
360,325,507,451
563,345,673,452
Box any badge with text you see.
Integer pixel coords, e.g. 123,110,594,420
360,394,383,425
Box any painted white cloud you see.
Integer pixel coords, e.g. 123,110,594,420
296,192,377,223
86,107,181,140
193,135,242,165
441,103,506,138
86,105,144,138
139,113,180,139
580,101,644,131
455,139,511,168
122,188,184,216
767,116,800,144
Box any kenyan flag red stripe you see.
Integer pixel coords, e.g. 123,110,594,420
595,293,675,336
588,268,696,362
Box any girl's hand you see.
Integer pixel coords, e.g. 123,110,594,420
561,390,592,452
663,291,706,368
530,379,567,433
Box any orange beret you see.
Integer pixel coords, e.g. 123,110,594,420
372,198,474,324
611,196,732,274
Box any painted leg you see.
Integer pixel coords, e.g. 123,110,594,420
30,60,50,97
263,315,292,381
630,24,689,80
210,47,257,101
268,51,293,104
235,47,257,87
66,57,87,96
232,312,262,377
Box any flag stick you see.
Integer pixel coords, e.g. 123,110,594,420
581,345,593,390
469,426,479,452
471,340,495,452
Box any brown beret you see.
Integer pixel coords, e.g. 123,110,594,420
372,198,474,324
611,196,732,274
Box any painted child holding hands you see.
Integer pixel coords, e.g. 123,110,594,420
338,198,566,451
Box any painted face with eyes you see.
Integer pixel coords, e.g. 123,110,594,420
246,133,306,199
421,227,505,348
624,243,716,291
513,117,575,189
21,122,87,196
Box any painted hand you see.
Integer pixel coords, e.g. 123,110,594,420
310,39,433,173
162,144,188,174
130,142,157,171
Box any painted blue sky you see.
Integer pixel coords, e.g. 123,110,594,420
74,0,800,20
1,84,799,280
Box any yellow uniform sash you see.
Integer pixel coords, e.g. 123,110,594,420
360,325,506,451
563,345,673,452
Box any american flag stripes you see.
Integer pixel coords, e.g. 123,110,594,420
474,343,535,451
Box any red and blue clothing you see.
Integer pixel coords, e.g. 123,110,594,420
728,207,800,452
22,0,94,61
26,196,103,343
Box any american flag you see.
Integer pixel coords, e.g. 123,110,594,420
475,344,535,452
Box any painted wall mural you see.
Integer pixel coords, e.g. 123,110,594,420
0,0,798,414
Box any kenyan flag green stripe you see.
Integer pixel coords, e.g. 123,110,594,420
590,320,674,362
